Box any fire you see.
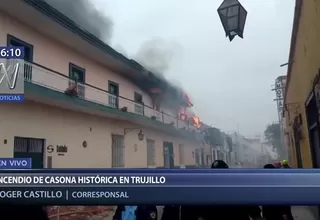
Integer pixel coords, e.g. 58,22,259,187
193,116,200,128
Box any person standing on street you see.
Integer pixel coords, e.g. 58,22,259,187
262,164,293,220
280,160,294,220
281,160,291,168
177,160,263,220
274,161,282,168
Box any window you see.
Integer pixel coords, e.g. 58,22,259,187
134,92,143,115
14,137,43,153
69,63,85,98
7,35,33,81
179,144,185,165
111,134,125,167
147,139,156,166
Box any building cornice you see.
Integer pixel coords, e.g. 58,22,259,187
284,0,302,104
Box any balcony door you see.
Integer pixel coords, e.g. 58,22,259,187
7,35,33,81
134,92,143,115
108,81,119,108
69,63,85,98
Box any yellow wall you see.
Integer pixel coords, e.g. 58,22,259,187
0,101,199,168
285,0,320,168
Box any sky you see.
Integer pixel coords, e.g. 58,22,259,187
89,0,294,136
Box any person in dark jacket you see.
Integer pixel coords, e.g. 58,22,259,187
0,205,49,220
280,160,294,220
113,205,157,220
161,205,180,220
262,164,293,220
161,160,263,220
195,160,263,220
274,161,282,168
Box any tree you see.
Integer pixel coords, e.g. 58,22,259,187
264,123,285,158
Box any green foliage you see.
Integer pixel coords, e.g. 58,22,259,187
264,123,284,157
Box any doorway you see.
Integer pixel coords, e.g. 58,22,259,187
7,35,33,81
195,149,200,166
306,93,320,168
163,142,174,168
211,148,217,161
293,120,303,168
14,137,44,168
200,148,205,167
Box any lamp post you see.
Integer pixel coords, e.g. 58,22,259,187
217,0,247,41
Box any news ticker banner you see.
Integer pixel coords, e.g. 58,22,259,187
2,158,320,205
1,170,320,205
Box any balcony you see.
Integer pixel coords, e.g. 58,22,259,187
22,61,200,134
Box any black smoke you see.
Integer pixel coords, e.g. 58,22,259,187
44,0,113,43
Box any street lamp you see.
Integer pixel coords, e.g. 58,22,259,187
137,130,144,141
217,0,247,42
124,128,145,141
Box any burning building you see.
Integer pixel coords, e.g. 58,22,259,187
0,0,204,169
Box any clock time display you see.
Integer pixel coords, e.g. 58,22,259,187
0,46,25,59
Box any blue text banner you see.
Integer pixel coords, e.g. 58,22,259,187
0,186,318,205
0,170,319,204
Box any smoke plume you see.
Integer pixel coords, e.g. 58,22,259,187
44,0,187,104
135,37,181,76
44,0,113,43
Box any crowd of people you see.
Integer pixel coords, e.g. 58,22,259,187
0,160,293,220
112,160,294,220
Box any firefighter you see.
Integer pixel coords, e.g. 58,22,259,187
281,160,291,168
262,164,293,220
